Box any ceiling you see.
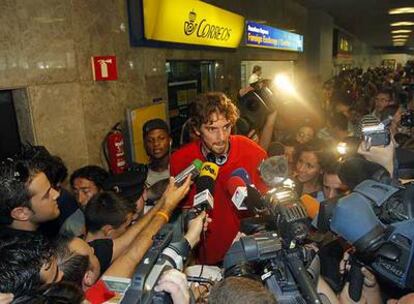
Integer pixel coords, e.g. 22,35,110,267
298,0,414,52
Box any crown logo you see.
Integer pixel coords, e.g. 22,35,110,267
184,10,198,36
189,10,196,22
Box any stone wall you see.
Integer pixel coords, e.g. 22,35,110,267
0,0,306,173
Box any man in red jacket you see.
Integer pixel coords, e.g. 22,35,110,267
170,92,268,265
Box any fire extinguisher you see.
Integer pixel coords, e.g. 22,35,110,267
103,123,127,175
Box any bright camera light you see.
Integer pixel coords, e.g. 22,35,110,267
336,142,348,155
391,21,414,26
273,74,296,95
393,35,409,39
391,29,412,34
389,7,414,15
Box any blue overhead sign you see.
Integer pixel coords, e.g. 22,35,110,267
246,21,303,52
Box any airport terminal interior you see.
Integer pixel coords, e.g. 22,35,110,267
1,0,414,303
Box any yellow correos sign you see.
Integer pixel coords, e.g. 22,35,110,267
143,0,244,48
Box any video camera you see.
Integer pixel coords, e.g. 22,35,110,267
223,232,323,304
361,118,391,148
122,212,193,304
226,174,322,303
316,179,414,290
238,87,277,131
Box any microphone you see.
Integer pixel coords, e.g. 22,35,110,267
174,159,203,186
300,194,320,220
231,168,252,185
226,176,248,210
193,162,219,211
258,156,289,187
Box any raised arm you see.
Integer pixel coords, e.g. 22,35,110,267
104,176,191,278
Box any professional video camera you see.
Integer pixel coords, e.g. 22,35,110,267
122,212,194,304
223,232,323,304
316,179,414,291
361,118,391,148
238,86,277,131
225,167,322,304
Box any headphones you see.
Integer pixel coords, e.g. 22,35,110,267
201,143,229,166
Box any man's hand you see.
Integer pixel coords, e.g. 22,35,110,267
161,176,192,211
358,138,395,176
185,211,211,248
0,293,13,304
387,293,414,304
154,269,190,304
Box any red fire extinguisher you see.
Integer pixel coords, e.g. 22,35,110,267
103,123,127,175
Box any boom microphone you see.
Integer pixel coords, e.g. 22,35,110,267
193,162,219,211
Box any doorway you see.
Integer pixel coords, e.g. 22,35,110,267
0,90,21,159
166,60,219,147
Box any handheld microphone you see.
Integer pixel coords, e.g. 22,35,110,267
230,168,252,185
174,159,203,186
226,176,248,210
193,162,219,211
300,194,320,220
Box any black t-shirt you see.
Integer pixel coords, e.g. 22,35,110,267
0,226,38,239
88,239,114,274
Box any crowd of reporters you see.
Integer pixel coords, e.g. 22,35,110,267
1,61,414,304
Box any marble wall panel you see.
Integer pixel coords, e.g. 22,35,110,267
28,82,89,173
0,0,28,88
79,81,124,166
71,0,119,82
16,0,77,85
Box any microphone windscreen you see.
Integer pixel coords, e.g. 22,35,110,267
196,162,219,193
258,156,288,187
226,176,246,196
231,168,252,185
330,192,382,245
245,184,265,211
300,194,320,220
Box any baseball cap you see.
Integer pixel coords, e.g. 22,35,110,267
142,119,170,138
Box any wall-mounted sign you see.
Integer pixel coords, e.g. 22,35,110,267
91,56,118,81
245,21,303,52
333,29,353,58
142,0,244,48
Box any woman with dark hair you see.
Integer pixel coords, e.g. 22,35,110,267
294,140,330,198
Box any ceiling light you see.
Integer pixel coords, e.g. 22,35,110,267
391,29,412,34
391,21,414,26
392,35,409,38
393,39,407,42
389,7,414,15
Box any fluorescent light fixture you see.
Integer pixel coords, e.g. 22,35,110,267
393,39,407,43
392,35,409,38
389,7,414,15
391,21,414,26
393,42,406,45
391,29,412,34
